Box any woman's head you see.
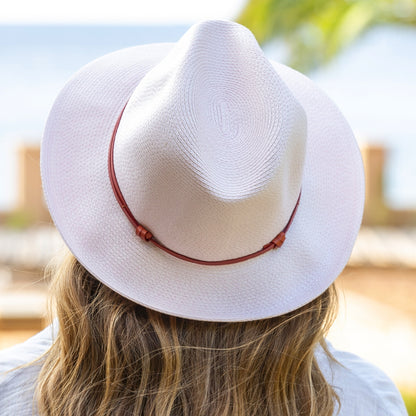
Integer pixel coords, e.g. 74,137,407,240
37,250,339,416
37,19,363,415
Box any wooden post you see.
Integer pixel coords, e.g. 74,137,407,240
361,144,389,226
16,145,51,224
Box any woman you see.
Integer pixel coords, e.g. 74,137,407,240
0,20,407,415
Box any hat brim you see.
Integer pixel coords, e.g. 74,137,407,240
41,43,364,322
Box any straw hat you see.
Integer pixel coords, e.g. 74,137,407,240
41,20,364,322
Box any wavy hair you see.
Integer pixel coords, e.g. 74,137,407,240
36,249,339,416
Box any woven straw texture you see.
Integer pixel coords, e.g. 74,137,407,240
41,20,364,321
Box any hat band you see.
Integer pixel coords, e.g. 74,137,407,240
108,104,301,266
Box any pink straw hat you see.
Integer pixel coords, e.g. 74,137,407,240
41,20,364,322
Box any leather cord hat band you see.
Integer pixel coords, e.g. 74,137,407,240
108,104,301,266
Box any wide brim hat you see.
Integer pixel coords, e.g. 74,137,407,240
41,20,364,322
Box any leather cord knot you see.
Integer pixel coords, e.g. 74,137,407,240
271,232,286,248
262,232,286,250
136,225,153,241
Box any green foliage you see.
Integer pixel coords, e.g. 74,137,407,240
402,390,416,416
237,0,416,71
3,209,34,229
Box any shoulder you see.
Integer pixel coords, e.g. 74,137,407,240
316,341,408,416
0,323,55,371
0,323,56,416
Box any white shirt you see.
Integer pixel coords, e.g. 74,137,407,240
0,324,408,415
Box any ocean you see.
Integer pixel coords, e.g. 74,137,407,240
0,24,415,210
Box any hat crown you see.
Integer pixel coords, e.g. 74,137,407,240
114,20,307,261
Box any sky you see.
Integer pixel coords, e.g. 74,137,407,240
1,1,415,210
0,0,247,24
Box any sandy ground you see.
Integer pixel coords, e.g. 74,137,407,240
329,267,416,390
1,266,416,390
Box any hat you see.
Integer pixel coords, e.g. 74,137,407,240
41,20,364,322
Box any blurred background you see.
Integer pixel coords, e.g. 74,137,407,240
0,0,415,412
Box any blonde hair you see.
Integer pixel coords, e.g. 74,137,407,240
36,250,339,416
